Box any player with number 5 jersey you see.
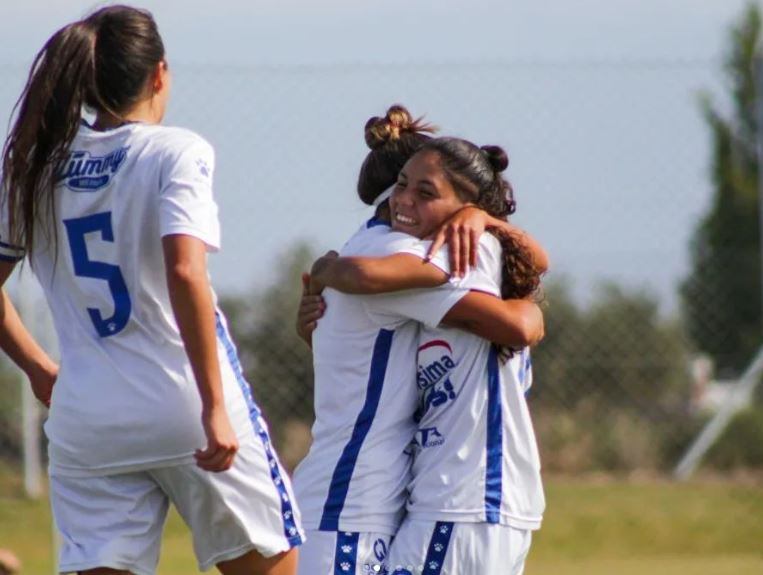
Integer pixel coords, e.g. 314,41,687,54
0,5,301,575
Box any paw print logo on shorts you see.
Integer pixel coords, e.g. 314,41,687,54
439,525,450,534
434,543,444,552
284,510,292,520
427,561,440,571
340,561,351,571
342,545,353,554
288,526,298,536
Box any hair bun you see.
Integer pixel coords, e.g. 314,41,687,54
364,104,417,150
480,145,509,173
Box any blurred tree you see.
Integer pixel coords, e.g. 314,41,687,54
531,280,694,471
533,280,692,416
681,3,762,376
219,241,316,435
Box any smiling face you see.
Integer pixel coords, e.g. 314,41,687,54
389,150,469,239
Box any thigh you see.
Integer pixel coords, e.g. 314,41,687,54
297,530,393,575
152,438,304,572
50,472,168,575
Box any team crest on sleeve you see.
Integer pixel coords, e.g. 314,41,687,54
55,147,129,191
196,157,211,178
417,340,458,416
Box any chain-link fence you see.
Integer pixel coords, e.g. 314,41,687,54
0,59,761,568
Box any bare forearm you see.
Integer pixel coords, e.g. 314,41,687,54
443,293,544,348
312,254,447,295
0,290,56,378
166,266,224,410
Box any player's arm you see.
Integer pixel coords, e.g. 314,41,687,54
310,250,448,295
296,272,324,349
0,261,58,407
163,234,238,473
443,291,544,348
427,205,550,275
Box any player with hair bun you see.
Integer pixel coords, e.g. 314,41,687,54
0,5,302,574
307,136,547,574
294,105,545,574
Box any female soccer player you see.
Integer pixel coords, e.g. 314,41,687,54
0,6,301,574
309,137,546,575
293,106,544,575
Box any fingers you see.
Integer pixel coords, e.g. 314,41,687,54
300,296,325,322
459,226,470,277
469,227,479,268
449,227,462,277
31,380,54,408
195,440,238,472
427,229,446,262
297,295,325,341
301,272,310,295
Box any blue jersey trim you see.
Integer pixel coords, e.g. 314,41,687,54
423,521,454,574
366,216,390,229
319,328,395,531
215,312,303,547
334,531,360,575
0,239,23,251
485,345,503,523
0,253,23,263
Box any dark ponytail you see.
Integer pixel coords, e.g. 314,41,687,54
1,5,164,256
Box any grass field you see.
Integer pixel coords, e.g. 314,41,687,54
1,471,761,574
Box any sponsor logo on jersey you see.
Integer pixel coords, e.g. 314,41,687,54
415,426,445,449
55,147,129,191
417,339,458,415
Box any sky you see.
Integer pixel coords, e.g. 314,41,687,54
0,0,761,320
0,1,757,64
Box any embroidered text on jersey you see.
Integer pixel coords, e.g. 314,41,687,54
56,147,129,192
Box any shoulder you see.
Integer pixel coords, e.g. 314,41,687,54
475,233,502,275
139,125,214,161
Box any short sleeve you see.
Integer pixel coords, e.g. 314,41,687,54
449,234,502,297
159,136,220,251
363,284,469,329
397,239,451,275
0,181,24,263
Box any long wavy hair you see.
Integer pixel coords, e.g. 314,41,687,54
1,5,164,259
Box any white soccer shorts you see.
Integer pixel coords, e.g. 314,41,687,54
297,529,392,575
51,438,304,575
386,519,532,575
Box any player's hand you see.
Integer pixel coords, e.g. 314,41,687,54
427,205,486,277
296,273,326,347
196,405,239,472
28,362,58,408
309,250,339,294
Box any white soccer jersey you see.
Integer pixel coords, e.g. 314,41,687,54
404,234,545,531
292,220,468,536
1,123,261,478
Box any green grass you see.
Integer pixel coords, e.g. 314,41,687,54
1,473,761,574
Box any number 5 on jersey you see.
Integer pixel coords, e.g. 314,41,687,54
64,212,132,337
